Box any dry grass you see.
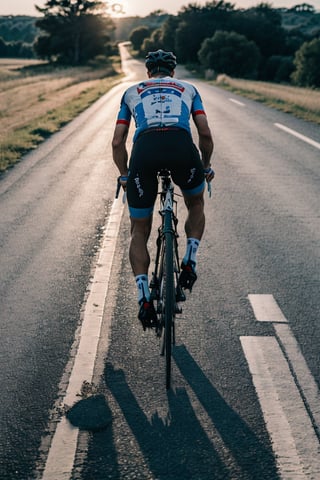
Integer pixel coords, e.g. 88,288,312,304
0,58,122,173
0,62,118,133
215,75,320,124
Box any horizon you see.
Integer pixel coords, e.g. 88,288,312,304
1,0,320,17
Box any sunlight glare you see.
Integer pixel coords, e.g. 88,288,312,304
105,1,128,17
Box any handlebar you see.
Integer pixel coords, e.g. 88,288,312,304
115,173,213,200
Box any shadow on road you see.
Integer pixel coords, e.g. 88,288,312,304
83,346,279,479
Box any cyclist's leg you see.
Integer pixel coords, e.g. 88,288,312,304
126,135,159,327
129,215,153,276
170,131,206,289
126,134,159,277
183,190,205,241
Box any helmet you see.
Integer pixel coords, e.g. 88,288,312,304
145,49,177,74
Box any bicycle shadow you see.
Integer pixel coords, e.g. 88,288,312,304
103,362,229,479
84,347,278,479
173,345,278,479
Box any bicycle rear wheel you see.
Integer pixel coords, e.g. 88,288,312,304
161,219,175,390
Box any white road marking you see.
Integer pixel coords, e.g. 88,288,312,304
241,336,320,479
41,197,124,480
248,293,287,322
275,123,320,150
248,294,320,433
274,323,320,435
242,294,320,478
229,98,245,106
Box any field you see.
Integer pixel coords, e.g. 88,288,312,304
0,58,122,174
214,74,320,125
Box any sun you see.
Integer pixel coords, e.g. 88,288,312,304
105,1,128,17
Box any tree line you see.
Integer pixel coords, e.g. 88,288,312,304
0,1,319,87
130,2,320,87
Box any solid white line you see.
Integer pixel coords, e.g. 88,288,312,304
274,323,320,434
41,197,124,480
248,294,288,323
229,98,245,106
241,336,320,479
275,123,320,150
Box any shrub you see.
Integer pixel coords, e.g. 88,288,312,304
198,30,261,79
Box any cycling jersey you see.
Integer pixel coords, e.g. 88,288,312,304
116,77,206,142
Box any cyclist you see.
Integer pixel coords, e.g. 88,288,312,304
112,49,214,330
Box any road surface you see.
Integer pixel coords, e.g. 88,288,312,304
0,44,319,479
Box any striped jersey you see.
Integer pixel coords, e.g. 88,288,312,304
116,76,206,142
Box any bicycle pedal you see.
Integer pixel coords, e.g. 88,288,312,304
176,286,186,302
150,290,159,301
175,304,182,314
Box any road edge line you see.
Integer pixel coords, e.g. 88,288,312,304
41,197,124,480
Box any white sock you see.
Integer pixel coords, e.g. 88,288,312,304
183,238,200,265
135,274,150,303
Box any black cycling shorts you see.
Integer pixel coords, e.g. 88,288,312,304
126,129,205,218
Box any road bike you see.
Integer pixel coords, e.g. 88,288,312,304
116,172,211,390
149,170,185,390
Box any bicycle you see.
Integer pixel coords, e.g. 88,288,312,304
116,171,211,390
149,170,185,390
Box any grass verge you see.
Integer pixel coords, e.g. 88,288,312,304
0,63,123,175
213,75,320,125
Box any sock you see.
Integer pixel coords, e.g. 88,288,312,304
183,238,200,265
135,274,150,303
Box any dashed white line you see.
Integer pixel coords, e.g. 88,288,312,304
275,123,320,150
274,322,320,435
41,197,124,480
241,336,320,479
229,98,245,106
248,293,287,323
242,294,320,479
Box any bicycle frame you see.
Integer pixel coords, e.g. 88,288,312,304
150,171,184,309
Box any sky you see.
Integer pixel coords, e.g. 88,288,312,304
0,0,319,17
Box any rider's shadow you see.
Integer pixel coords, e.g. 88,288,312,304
173,345,278,479
103,362,228,479
84,347,278,479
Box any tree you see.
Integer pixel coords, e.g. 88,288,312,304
175,1,235,63
291,38,320,87
34,0,114,64
229,4,286,59
198,30,261,78
129,26,151,51
161,15,180,51
141,29,164,55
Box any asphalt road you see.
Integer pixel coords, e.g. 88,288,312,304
0,46,319,479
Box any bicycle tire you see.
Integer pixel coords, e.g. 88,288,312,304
163,213,175,390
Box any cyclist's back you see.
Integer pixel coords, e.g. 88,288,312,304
118,76,205,141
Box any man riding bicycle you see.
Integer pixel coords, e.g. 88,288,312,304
112,49,214,330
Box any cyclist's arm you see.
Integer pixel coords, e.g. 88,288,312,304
112,123,129,178
193,113,214,169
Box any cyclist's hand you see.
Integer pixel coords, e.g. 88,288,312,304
119,175,128,190
116,175,128,198
204,167,215,182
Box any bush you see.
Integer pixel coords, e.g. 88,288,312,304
291,38,320,87
129,26,151,52
198,30,261,79
263,55,295,83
